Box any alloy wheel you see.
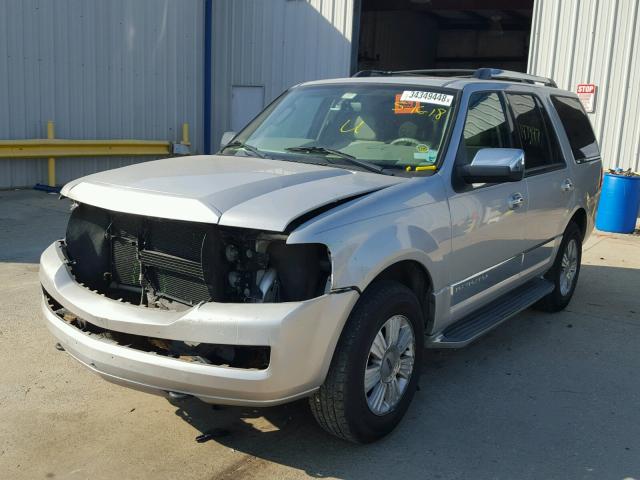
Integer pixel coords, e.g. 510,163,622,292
364,315,415,416
559,238,578,296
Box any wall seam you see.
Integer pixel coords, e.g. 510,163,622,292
611,0,639,167
527,0,540,73
548,0,561,79
584,0,599,84
596,0,620,148
565,0,580,90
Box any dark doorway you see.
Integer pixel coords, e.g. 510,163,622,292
356,0,534,73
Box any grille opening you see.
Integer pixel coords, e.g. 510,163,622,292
43,288,270,370
64,204,331,307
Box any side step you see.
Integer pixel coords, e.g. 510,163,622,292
428,277,554,348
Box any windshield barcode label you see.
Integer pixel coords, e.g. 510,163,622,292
400,91,453,106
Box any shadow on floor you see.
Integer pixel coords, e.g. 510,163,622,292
168,264,640,480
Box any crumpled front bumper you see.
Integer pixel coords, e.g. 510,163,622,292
40,241,358,406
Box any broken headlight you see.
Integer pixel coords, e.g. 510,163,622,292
219,230,331,303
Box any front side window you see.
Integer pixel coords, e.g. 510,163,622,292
223,84,457,174
460,91,511,163
550,95,600,162
507,93,562,171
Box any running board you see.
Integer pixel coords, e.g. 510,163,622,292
427,277,554,348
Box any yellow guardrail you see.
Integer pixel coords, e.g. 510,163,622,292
0,121,191,187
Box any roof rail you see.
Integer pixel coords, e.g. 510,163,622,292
352,67,557,88
473,68,557,87
352,69,476,78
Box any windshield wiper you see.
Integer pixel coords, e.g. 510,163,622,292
285,146,385,174
221,141,268,158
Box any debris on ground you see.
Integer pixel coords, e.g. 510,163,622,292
608,168,640,177
195,429,231,443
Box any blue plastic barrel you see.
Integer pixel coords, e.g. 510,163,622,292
596,173,640,233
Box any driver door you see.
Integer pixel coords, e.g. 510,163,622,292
447,91,528,321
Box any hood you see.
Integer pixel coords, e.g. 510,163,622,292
61,155,404,231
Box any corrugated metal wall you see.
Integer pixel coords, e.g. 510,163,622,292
210,0,354,150
0,0,204,189
529,0,640,171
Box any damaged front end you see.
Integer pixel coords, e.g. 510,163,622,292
44,290,271,369
64,203,331,309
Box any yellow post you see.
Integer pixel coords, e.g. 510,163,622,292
181,122,190,146
47,120,56,187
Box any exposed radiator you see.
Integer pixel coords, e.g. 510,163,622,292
109,213,214,305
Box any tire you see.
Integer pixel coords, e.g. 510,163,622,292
309,280,424,443
535,222,582,312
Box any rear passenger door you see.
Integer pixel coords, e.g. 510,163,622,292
506,93,572,271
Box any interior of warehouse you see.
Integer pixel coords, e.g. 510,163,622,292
355,0,534,73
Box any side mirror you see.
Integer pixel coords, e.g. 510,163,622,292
460,148,525,183
220,131,237,149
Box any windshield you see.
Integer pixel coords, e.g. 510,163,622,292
223,84,457,174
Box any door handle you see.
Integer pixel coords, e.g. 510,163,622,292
561,179,574,192
508,192,525,210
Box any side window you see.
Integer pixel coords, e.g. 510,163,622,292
550,95,600,162
507,93,562,171
460,92,511,163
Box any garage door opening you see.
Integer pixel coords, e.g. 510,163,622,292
356,0,534,74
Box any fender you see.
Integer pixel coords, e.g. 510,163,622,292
287,175,452,293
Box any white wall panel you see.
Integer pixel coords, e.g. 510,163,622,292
0,0,204,188
529,0,640,171
211,0,354,150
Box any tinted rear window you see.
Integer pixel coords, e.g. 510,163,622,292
551,96,600,162
507,93,562,170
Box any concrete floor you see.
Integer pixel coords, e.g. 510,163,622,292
1,189,639,480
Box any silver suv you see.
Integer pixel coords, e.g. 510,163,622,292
40,68,602,443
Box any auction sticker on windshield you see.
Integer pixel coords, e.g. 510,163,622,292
400,91,453,106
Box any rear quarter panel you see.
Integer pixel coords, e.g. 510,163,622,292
541,92,602,238
572,158,602,239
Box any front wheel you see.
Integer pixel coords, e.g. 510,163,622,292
309,280,424,443
535,222,582,312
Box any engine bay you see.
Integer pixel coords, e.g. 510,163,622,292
64,203,331,308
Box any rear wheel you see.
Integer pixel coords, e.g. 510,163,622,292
309,281,424,443
535,222,582,312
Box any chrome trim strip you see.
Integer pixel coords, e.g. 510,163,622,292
449,236,559,307
522,237,558,271
450,254,523,306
